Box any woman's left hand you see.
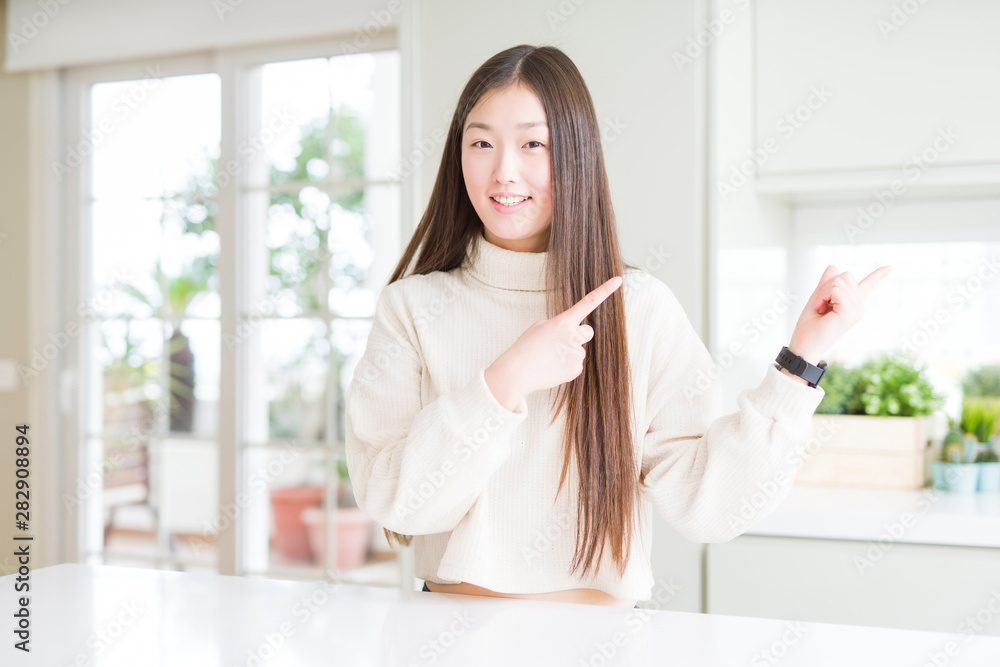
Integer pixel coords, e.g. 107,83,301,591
788,264,894,364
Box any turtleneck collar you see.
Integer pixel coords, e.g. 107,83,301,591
462,231,549,292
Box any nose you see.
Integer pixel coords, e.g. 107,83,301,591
491,144,520,184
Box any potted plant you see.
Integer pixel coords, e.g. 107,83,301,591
802,353,945,488
959,396,1000,493
269,484,324,561
931,427,963,490
300,459,373,571
852,354,944,418
115,172,217,434
813,364,863,417
960,397,1000,445
933,437,980,493
976,445,1000,493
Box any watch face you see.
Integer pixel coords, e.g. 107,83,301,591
802,364,824,386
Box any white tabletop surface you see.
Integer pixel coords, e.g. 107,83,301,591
745,484,1000,548
4,563,1000,666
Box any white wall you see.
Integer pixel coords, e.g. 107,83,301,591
0,0,33,576
709,0,796,413
411,0,709,328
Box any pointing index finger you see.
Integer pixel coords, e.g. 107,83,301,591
561,276,623,324
857,265,893,299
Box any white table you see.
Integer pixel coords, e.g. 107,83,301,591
4,563,1000,666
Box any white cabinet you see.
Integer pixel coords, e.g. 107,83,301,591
755,0,1000,175
706,535,1000,636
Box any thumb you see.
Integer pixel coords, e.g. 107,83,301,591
807,265,840,314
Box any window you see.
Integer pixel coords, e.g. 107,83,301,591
792,200,1000,419
83,71,222,571
239,50,401,581
712,197,1000,420
65,35,402,585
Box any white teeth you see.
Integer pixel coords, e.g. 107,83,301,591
492,195,528,206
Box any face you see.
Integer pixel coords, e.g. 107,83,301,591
461,83,553,253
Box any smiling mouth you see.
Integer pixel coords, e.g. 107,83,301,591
491,196,531,206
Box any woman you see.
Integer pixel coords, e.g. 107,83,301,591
344,44,890,608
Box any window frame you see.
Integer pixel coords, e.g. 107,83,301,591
58,30,405,582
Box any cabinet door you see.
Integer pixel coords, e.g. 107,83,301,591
706,536,1000,636
755,0,1000,175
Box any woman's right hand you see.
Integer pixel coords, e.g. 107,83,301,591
486,276,623,406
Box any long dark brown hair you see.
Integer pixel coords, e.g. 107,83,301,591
383,44,639,581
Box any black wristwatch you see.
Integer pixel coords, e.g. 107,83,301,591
774,346,828,388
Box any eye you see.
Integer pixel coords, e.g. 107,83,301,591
471,140,492,149
525,141,545,149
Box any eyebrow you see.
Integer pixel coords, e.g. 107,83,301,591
464,121,548,133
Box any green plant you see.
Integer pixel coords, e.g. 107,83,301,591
961,397,1000,443
100,324,159,430
814,354,943,417
106,166,218,433
853,354,944,417
939,426,993,464
815,364,863,415
975,448,999,463
264,104,368,442
943,441,971,464
266,104,368,314
962,365,1000,398
943,443,962,463
335,458,357,508
335,458,349,481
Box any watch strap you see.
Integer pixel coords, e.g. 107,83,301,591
775,346,827,387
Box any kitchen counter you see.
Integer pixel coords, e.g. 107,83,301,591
4,563,1000,665
744,484,1000,548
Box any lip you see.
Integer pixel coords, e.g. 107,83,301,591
489,194,531,213
490,192,530,198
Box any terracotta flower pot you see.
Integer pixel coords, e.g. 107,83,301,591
268,486,324,560
301,506,373,570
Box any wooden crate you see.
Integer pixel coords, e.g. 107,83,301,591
794,415,937,489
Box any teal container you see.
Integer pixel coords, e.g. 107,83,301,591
940,463,980,493
978,462,1000,492
930,461,949,491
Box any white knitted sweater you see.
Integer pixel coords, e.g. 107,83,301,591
345,232,825,601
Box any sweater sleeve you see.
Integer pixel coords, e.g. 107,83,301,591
345,282,529,536
639,284,826,543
